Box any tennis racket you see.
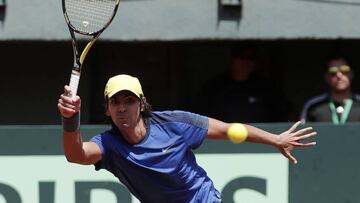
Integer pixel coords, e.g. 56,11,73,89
62,0,120,98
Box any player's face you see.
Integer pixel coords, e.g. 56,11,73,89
106,91,143,128
325,59,352,92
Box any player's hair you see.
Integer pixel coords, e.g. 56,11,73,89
139,95,153,118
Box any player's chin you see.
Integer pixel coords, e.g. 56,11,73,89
116,120,132,128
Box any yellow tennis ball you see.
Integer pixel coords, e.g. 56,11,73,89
227,123,248,144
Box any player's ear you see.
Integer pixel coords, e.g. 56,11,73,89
140,96,146,112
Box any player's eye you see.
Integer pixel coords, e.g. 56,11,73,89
109,98,120,105
124,97,137,105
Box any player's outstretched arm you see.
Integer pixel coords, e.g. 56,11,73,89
57,85,102,165
207,118,317,164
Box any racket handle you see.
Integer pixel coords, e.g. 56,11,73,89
69,70,80,99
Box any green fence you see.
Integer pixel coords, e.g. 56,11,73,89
0,123,358,203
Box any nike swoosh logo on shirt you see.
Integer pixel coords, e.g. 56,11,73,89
161,144,174,153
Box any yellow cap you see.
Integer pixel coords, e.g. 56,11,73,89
104,74,144,99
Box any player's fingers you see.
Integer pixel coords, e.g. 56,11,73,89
60,96,81,112
60,92,71,100
64,85,79,100
296,132,317,141
58,97,72,106
58,98,78,111
57,103,64,112
288,121,301,133
293,127,313,136
64,85,72,96
57,103,76,117
60,93,74,104
73,95,81,105
285,152,298,164
57,101,75,111
293,141,317,147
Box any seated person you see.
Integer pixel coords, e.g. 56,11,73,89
197,46,288,123
300,56,360,124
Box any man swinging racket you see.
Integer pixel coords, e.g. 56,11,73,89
58,74,317,203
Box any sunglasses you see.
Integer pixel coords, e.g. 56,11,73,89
327,65,351,74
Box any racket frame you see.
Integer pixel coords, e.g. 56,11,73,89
62,0,120,97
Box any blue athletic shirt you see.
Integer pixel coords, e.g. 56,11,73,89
90,110,222,203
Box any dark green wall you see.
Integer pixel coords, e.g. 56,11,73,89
288,123,360,203
0,123,358,203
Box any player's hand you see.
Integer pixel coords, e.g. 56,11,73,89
58,85,81,118
276,121,317,164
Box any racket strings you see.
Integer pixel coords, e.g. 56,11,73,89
65,0,117,34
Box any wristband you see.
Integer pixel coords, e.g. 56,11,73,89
227,123,248,144
62,113,80,132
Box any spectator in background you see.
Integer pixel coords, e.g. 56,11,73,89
300,56,360,124
197,46,288,123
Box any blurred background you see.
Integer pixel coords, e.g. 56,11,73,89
1,0,360,203
2,0,360,124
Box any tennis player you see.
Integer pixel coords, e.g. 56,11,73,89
58,74,317,203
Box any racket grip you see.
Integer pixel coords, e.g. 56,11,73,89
69,70,80,99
